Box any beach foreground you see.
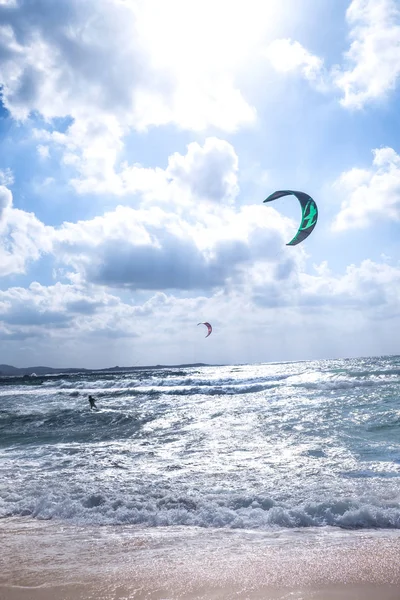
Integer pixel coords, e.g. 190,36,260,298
1,518,400,599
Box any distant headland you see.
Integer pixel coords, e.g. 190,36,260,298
0,363,211,377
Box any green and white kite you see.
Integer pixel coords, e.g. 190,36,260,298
263,190,318,246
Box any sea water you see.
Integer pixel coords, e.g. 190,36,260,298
1,355,400,530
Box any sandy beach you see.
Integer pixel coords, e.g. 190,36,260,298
1,518,400,599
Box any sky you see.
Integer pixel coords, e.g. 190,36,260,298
1,0,400,368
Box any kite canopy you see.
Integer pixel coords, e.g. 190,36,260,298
263,190,318,246
197,322,212,337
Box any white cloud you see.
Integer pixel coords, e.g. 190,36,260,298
0,184,12,221
0,281,140,342
166,138,239,204
265,0,400,109
0,137,277,284
264,38,325,83
0,168,14,186
2,255,400,367
0,185,52,277
37,144,50,159
0,184,52,276
299,259,400,312
332,146,400,231
0,0,148,122
0,209,52,276
333,0,400,109
0,0,287,187
65,136,239,201
52,202,293,292
0,0,315,198
117,137,239,206
36,115,126,195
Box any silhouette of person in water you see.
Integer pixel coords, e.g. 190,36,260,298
88,395,97,409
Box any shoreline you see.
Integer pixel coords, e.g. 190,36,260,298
2,584,400,600
2,518,400,599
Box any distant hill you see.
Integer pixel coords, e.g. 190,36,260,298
0,363,211,377
0,364,88,376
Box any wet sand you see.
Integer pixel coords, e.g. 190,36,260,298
1,518,400,599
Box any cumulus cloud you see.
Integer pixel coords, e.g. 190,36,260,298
333,0,400,109
0,281,139,342
70,136,239,200
299,259,400,312
34,115,127,195
264,39,325,84
0,0,150,121
2,255,400,366
65,298,104,315
0,184,12,220
0,185,52,276
0,0,279,189
37,144,50,159
0,129,302,296
166,138,239,204
52,203,292,292
0,136,242,279
266,0,400,109
253,257,400,325
332,146,400,231
0,168,14,186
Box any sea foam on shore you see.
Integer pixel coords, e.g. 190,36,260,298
2,518,400,599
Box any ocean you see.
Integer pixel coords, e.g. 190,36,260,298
1,356,400,599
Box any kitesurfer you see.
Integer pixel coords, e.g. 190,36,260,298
88,395,97,409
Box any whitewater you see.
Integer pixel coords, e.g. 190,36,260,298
2,355,400,530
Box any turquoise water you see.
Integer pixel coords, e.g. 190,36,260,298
1,356,400,529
